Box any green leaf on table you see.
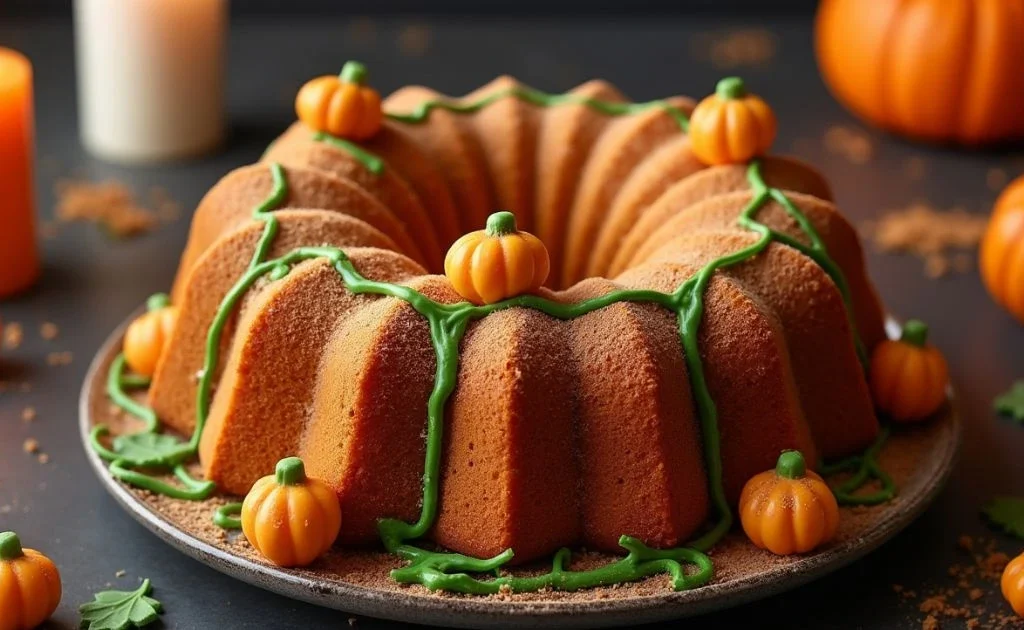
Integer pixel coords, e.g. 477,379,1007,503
982,497,1024,540
995,381,1024,423
112,432,190,467
79,579,162,630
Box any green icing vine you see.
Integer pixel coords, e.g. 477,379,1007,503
384,84,691,132
308,82,690,176
94,164,293,499
99,89,897,593
819,425,895,505
214,503,243,530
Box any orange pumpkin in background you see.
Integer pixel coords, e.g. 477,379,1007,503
981,175,1024,323
815,0,1024,146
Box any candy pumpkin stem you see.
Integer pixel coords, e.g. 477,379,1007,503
775,450,807,479
0,531,24,560
485,211,518,237
275,457,307,486
900,319,929,347
339,61,369,85
146,292,170,312
716,77,747,100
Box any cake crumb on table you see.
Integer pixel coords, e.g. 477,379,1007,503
46,351,73,366
39,322,59,340
922,615,940,630
21,406,36,422
861,203,988,278
54,179,160,238
3,321,23,349
23,438,39,454
824,125,873,164
691,28,777,69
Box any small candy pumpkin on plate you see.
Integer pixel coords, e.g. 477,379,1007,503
241,457,342,567
0,531,62,630
1003,551,1024,618
870,319,948,422
688,77,777,166
123,293,177,377
295,61,382,141
739,450,839,556
445,211,550,305
981,175,1024,323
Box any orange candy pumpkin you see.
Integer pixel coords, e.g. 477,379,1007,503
688,77,777,166
816,0,1024,146
295,61,382,141
981,175,1024,323
1003,551,1024,618
123,293,178,377
445,211,550,305
241,457,342,567
739,450,840,556
870,319,948,422
0,531,62,630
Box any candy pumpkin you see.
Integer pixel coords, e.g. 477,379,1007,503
445,211,550,305
870,319,948,422
1004,551,1024,618
241,457,342,567
0,531,62,630
981,175,1024,323
739,450,840,556
688,77,776,166
295,61,382,141
123,293,178,377
816,0,1024,145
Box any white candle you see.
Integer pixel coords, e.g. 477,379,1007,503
74,0,228,163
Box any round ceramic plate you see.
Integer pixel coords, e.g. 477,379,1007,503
80,315,961,629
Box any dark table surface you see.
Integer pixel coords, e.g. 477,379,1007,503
2,13,1024,630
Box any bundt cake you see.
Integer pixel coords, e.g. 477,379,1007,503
114,66,889,591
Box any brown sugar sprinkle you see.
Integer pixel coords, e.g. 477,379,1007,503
39,322,58,341
824,125,874,164
861,203,988,278
23,438,39,454
905,157,928,181
3,321,24,349
692,28,778,69
988,168,1010,192
898,536,1024,629
54,179,159,238
397,24,431,58
46,351,73,366
21,407,36,423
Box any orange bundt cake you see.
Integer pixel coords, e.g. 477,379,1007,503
102,65,892,593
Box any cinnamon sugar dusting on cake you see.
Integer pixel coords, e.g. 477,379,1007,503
861,203,988,278
824,125,873,164
86,361,953,605
54,179,181,238
692,29,777,69
896,536,1023,629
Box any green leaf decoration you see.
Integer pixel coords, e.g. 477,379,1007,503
79,579,162,630
112,432,191,467
995,381,1024,423
982,497,1024,540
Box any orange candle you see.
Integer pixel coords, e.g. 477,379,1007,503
0,47,39,298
